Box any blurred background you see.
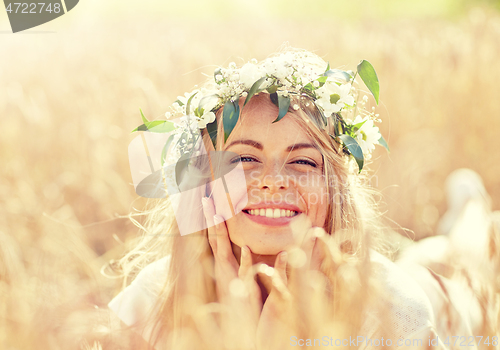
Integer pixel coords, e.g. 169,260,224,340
1,0,499,348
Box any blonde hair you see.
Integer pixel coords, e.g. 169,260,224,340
115,52,390,349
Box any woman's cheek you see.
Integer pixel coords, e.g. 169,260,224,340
209,161,249,219
300,182,329,226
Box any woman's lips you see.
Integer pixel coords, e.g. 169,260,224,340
242,209,301,227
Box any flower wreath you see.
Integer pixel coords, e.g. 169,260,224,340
132,50,389,173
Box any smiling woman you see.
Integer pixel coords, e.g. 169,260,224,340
108,49,444,350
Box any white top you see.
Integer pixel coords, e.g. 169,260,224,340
108,251,445,349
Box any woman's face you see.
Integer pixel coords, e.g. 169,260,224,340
217,96,329,255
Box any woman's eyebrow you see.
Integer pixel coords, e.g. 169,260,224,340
225,140,317,152
286,143,317,152
225,139,263,150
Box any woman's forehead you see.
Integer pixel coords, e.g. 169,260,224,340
229,110,312,149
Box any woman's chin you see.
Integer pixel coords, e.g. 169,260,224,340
236,235,295,256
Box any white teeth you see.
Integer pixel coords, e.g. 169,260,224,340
247,209,297,218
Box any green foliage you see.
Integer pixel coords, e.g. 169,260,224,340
131,120,175,133
357,60,380,105
223,100,240,142
272,93,291,123
185,92,199,115
245,76,267,106
378,134,390,152
338,134,364,172
206,119,218,149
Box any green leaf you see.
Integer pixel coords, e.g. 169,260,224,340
325,62,330,72
267,84,278,94
333,119,339,137
317,76,328,84
131,120,175,133
174,99,184,106
378,134,390,152
223,101,240,142
352,119,367,130
186,91,199,115
244,76,267,106
140,108,149,124
357,60,380,105
272,93,290,123
161,134,175,167
303,83,314,92
206,119,218,149
338,134,364,172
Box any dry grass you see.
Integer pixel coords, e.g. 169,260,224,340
0,5,499,349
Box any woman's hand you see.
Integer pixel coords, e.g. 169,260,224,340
255,217,335,350
202,197,262,348
202,198,337,349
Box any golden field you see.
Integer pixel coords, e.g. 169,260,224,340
0,1,499,348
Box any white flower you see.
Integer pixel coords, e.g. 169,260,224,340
352,115,380,155
239,63,265,90
197,111,216,129
198,94,219,114
314,82,354,116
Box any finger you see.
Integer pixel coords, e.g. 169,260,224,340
214,215,237,265
238,246,262,317
202,197,217,253
274,251,288,285
271,252,291,300
300,227,320,269
309,227,328,271
238,246,253,280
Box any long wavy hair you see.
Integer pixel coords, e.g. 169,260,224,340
115,52,389,350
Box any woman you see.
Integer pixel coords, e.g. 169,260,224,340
109,49,442,350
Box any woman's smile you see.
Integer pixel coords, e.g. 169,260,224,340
242,202,302,226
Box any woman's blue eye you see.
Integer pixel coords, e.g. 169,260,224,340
293,159,317,167
240,156,256,162
231,156,257,163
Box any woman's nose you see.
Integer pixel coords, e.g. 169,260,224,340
258,163,288,191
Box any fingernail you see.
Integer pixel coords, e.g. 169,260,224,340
311,236,317,243
201,197,209,206
280,251,287,263
213,215,223,228
242,246,248,258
